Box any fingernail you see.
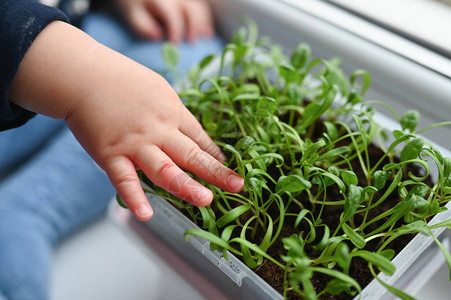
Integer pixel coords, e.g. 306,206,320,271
227,175,244,192
136,203,153,219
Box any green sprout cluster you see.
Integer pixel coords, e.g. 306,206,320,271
143,23,451,299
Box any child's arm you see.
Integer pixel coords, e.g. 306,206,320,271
9,21,244,221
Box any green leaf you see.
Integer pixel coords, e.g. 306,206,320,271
245,168,277,185
232,83,261,101
255,97,278,118
300,139,326,164
317,146,351,161
248,177,263,198
432,147,444,165
324,63,348,96
373,170,391,191
380,249,396,260
428,218,451,230
294,209,311,228
328,166,340,177
235,136,255,150
323,121,338,141
300,277,317,300
214,120,238,138
352,114,369,146
221,225,238,242
342,185,362,223
310,267,361,294
233,44,249,62
282,234,306,259
276,175,312,194
198,206,218,237
322,278,353,296
392,130,405,139
291,43,311,69
185,229,233,260
238,216,264,268
369,196,416,235
231,27,246,44
178,88,204,98
362,185,378,195
411,194,428,210
279,65,299,84
233,92,260,101
223,144,243,162
400,137,424,162
341,170,358,186
299,103,324,132
444,157,451,178
350,69,371,96
400,110,420,133
259,214,274,252
408,183,429,198
377,280,416,300
352,250,396,276
310,166,346,192
397,220,428,235
333,242,350,271
313,225,330,251
287,85,304,105
216,205,251,228
342,222,366,249
325,171,347,192
347,91,361,105
199,54,215,70
161,42,179,69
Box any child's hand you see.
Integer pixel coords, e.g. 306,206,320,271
10,21,243,221
115,0,214,42
65,58,244,221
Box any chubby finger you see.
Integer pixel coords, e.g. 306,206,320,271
107,156,153,221
149,0,184,43
182,0,214,42
161,130,244,193
179,109,225,162
136,144,213,206
128,6,163,40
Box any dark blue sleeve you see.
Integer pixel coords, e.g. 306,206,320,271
0,0,69,131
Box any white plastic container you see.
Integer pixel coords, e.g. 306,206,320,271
110,186,450,299
109,113,451,299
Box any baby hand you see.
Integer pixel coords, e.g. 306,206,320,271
65,53,243,220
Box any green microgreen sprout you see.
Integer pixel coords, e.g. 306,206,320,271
130,23,451,299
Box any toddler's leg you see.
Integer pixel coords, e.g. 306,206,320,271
0,128,115,300
0,115,65,180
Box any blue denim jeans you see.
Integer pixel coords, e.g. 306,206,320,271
0,13,223,300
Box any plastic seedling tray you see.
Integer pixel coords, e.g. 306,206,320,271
109,95,451,300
